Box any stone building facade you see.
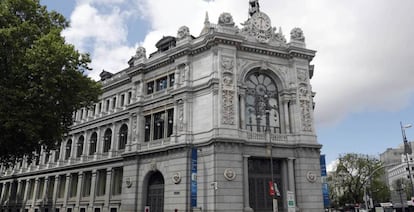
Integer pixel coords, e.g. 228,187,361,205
0,1,323,211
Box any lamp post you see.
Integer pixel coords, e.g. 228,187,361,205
401,122,414,199
261,94,278,212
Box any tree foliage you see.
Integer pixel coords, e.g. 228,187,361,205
0,0,101,162
328,153,390,208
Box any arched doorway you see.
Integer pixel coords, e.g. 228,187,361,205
146,171,164,212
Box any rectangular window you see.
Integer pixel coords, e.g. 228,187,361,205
37,178,45,199
28,179,35,200
110,209,117,212
112,97,116,110
67,209,72,212
169,73,175,87
127,92,132,104
167,109,174,137
156,76,168,91
47,177,55,199
111,167,123,195
94,209,100,212
82,172,92,197
153,111,165,140
147,81,154,94
58,175,66,198
96,170,106,196
98,103,102,114
70,173,78,198
80,209,86,212
80,109,83,120
120,94,125,107
19,180,26,200
144,115,151,142
105,99,110,112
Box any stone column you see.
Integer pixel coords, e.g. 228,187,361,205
109,124,117,157
0,182,6,204
239,92,246,129
281,160,289,210
23,179,30,204
52,175,60,212
76,171,84,211
287,158,296,192
31,178,39,208
283,100,290,133
70,135,76,161
242,155,253,212
104,168,113,212
42,177,49,202
95,127,102,160
83,131,89,159
88,170,97,212
127,115,133,151
63,173,71,208
16,180,22,203
289,99,298,133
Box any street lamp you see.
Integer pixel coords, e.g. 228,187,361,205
401,122,414,199
261,94,278,212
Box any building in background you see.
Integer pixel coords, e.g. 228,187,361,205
0,1,323,211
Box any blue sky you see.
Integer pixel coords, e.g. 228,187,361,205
40,0,414,169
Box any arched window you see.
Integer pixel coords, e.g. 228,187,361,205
245,72,280,133
77,136,84,157
103,129,112,153
89,132,97,155
118,124,128,150
65,139,72,160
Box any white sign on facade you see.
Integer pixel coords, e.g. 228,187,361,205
287,191,296,212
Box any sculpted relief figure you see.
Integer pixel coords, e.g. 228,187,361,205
290,27,305,42
177,26,190,40
133,46,146,60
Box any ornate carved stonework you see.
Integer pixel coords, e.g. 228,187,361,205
299,85,312,132
149,159,157,171
300,100,312,132
133,47,146,60
297,69,308,82
172,172,182,184
306,171,317,183
178,100,184,131
222,57,234,72
132,114,137,140
222,90,235,125
224,168,236,181
240,11,287,46
290,27,305,42
221,57,235,125
177,26,190,40
218,12,235,27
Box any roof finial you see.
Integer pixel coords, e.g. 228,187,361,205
204,11,210,24
249,0,260,17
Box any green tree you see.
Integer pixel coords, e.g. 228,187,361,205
0,0,101,163
328,153,390,208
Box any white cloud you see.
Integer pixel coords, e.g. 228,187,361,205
63,0,414,128
327,159,338,173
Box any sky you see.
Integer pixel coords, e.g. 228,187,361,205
39,0,414,170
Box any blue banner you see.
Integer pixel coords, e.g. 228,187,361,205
191,148,197,207
320,155,330,208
